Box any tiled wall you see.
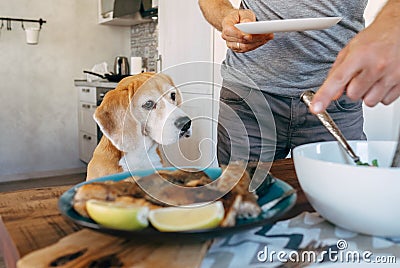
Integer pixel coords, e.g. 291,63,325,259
130,21,158,72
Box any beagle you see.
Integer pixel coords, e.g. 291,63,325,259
86,72,191,180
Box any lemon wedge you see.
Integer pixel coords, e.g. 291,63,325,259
148,201,225,232
86,199,149,230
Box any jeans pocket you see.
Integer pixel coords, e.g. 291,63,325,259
327,94,362,113
220,87,251,104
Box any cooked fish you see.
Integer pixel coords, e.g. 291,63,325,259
134,169,228,206
217,162,261,223
73,163,262,227
73,180,152,217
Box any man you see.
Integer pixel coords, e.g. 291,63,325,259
198,0,400,163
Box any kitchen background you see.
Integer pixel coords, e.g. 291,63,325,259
0,0,398,182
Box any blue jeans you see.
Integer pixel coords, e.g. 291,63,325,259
217,86,366,164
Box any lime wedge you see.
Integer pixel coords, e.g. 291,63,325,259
86,199,149,230
148,201,225,232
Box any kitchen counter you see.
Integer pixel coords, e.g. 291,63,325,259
74,79,118,88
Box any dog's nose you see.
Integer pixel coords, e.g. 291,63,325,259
175,116,191,132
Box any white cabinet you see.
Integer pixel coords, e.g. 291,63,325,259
157,0,221,167
75,82,117,163
77,86,99,163
79,131,97,164
157,0,214,70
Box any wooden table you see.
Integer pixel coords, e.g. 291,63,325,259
0,159,313,268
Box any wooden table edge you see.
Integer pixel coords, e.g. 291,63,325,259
0,216,20,268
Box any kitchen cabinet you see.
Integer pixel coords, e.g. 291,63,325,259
75,81,117,163
77,86,98,163
97,0,154,26
157,0,220,167
157,0,240,167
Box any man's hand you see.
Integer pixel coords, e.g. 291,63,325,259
310,1,400,114
198,0,273,53
222,9,274,53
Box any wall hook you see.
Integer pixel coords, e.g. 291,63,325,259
0,17,47,31
39,18,44,29
0,20,3,39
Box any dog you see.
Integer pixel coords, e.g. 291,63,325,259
86,72,192,180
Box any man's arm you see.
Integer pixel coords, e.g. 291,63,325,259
198,0,236,31
198,0,274,52
311,0,400,113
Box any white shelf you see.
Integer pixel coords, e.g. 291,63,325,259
98,11,153,26
97,0,154,26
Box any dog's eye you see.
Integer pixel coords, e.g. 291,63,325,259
142,100,156,110
171,92,176,101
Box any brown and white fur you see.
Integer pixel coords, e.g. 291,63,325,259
86,72,191,180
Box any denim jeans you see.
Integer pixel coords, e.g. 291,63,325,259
217,86,366,164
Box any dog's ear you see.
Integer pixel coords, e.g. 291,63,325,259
94,88,140,152
94,75,154,152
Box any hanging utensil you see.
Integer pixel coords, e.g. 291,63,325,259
0,20,3,39
300,90,363,165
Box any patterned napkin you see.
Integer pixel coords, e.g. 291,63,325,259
201,212,400,267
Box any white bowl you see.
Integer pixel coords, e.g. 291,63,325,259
292,140,400,237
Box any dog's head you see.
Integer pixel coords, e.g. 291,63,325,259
94,72,191,152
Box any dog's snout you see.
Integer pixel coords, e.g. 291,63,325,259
175,116,191,132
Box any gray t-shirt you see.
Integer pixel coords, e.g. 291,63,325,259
222,0,368,97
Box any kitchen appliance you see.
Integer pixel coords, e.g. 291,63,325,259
113,0,158,21
141,0,158,18
130,56,143,75
83,70,129,83
114,56,130,76
95,89,110,142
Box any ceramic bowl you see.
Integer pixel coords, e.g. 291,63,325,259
292,140,400,237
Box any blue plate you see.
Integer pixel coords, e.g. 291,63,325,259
58,167,296,241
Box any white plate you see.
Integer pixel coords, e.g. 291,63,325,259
235,17,342,34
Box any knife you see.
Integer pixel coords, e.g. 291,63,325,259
261,189,297,212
